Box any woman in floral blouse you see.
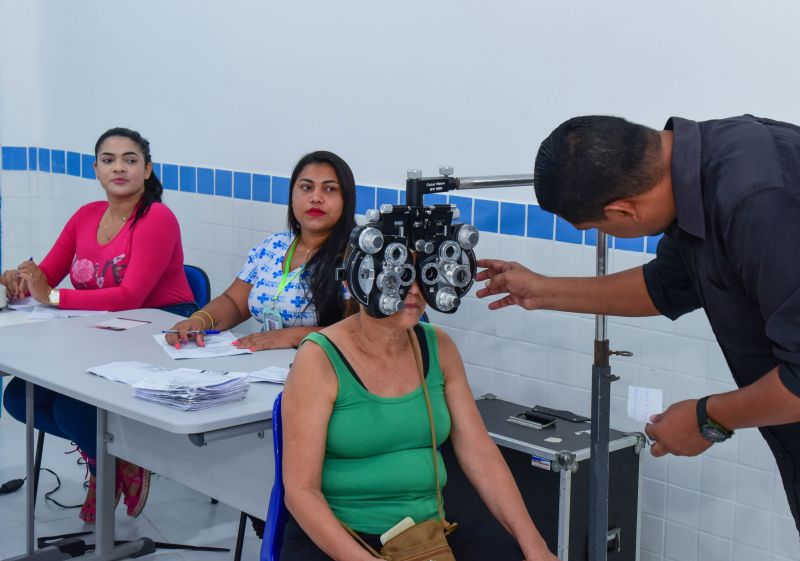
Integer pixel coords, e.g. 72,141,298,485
166,150,356,351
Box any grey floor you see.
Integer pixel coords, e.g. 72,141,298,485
0,410,264,561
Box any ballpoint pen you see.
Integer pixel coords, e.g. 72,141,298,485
161,329,221,335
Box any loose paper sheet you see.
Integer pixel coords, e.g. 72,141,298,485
95,317,151,331
8,296,38,312
88,361,169,385
29,306,107,320
246,366,290,384
153,331,253,360
627,385,663,423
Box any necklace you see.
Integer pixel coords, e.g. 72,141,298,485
296,238,322,264
103,208,130,243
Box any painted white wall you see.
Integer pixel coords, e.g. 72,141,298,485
2,2,800,560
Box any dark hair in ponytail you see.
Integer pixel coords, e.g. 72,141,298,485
94,127,163,225
287,151,357,326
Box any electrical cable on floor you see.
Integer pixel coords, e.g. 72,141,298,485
0,465,85,509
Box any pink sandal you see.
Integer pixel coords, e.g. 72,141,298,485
69,448,122,523
117,459,151,518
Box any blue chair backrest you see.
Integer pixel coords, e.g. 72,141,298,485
260,392,287,561
183,264,211,308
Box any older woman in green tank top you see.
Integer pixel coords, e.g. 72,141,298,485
282,280,558,561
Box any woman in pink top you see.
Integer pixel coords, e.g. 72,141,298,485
1,127,196,523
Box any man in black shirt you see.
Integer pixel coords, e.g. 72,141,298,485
477,115,800,531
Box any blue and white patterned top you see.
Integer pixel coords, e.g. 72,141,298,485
238,231,317,328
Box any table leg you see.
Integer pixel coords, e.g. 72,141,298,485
25,381,34,555
78,409,151,561
94,409,115,555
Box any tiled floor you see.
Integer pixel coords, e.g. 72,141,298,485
0,410,264,560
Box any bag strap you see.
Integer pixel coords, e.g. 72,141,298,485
407,328,453,533
342,525,388,559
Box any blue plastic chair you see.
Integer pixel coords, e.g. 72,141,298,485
260,392,287,561
183,264,211,308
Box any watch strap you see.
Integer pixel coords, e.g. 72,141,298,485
696,395,734,438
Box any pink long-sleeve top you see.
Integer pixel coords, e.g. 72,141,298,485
38,201,194,311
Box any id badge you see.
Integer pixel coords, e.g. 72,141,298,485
262,305,284,332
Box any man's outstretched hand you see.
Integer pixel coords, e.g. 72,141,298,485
475,259,547,310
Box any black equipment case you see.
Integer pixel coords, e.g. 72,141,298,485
441,396,645,560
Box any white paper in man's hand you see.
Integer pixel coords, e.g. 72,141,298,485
627,385,663,423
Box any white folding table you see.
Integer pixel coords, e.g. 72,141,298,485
0,308,294,560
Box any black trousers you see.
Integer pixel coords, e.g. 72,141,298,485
280,516,525,561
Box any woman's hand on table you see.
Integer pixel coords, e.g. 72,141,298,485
233,329,298,351
17,261,51,304
164,317,207,349
1,268,27,300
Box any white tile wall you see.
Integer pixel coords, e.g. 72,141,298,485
2,167,799,561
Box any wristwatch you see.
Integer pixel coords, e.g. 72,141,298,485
696,396,734,443
48,288,60,307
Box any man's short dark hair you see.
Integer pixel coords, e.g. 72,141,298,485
533,116,665,224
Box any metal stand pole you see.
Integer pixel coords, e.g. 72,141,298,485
588,231,617,561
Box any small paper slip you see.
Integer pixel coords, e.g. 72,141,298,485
627,385,663,423
95,317,151,331
247,366,290,384
87,361,168,385
153,331,253,360
29,306,107,320
8,296,38,312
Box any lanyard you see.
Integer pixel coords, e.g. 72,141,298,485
272,238,305,303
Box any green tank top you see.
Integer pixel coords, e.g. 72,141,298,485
302,323,451,534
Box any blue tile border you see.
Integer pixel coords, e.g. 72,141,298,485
499,202,525,236
38,148,51,172
474,199,499,233
233,171,251,200
646,234,663,255
197,167,214,196
51,150,66,173
162,164,178,190
252,174,270,202
67,151,81,177
376,188,399,209
1,144,659,256
555,216,582,244
1,147,27,170
356,185,376,215
449,195,473,224
215,169,232,197
527,205,555,240
180,166,197,193
271,176,289,204
81,154,96,180
614,236,645,252
424,193,448,206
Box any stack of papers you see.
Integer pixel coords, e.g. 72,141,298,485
87,361,250,410
153,331,253,360
132,368,250,411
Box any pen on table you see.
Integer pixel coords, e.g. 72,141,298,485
161,329,221,335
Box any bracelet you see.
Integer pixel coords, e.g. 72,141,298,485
192,310,215,330
190,312,208,329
